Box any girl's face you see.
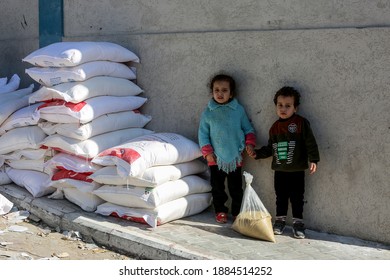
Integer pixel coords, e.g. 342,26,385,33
276,95,297,119
212,80,233,104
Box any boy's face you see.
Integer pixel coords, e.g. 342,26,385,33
276,95,297,119
212,80,233,104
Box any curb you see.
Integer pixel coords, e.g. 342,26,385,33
0,184,221,260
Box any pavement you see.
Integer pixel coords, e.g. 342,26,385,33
1,183,389,260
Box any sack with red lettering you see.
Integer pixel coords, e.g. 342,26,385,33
41,128,153,159
92,133,202,178
49,169,104,212
93,175,211,209
95,192,212,227
36,95,147,124
44,152,101,175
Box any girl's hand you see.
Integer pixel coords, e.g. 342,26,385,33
205,153,217,164
246,145,256,158
309,162,317,174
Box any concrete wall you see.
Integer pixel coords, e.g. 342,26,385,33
0,0,39,87
1,1,389,244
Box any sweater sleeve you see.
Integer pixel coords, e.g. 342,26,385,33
200,144,214,157
303,118,320,163
198,111,211,150
254,139,273,159
240,106,256,139
245,132,256,147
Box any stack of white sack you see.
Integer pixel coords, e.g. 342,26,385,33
22,41,154,210
0,77,55,196
91,132,212,227
23,41,139,86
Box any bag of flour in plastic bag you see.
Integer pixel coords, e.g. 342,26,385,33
232,171,275,242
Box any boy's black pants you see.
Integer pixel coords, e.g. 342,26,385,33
210,166,243,216
274,170,305,219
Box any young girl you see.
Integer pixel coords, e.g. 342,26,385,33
198,73,256,223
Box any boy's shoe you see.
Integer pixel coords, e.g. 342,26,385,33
273,220,286,235
215,212,227,223
293,222,306,239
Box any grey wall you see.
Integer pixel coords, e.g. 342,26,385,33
1,0,389,244
0,0,39,87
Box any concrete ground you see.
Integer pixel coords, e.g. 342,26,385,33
1,183,389,260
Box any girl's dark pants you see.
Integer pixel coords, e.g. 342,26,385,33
210,166,243,216
274,170,305,219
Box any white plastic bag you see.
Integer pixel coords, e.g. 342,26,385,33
232,171,275,242
0,194,13,215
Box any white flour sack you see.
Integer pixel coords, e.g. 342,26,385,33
39,110,152,140
36,95,147,124
95,192,212,227
0,84,34,101
63,187,104,212
5,167,55,198
0,85,35,126
44,152,101,175
0,126,47,155
29,76,143,103
89,159,208,187
0,102,42,135
0,74,20,94
2,148,52,172
93,175,211,209
2,148,52,161
92,133,202,178
0,84,34,103
42,128,153,159
50,172,104,212
0,169,12,185
22,41,140,67
25,61,136,87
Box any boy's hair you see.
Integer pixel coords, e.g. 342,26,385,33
209,74,236,97
273,86,301,107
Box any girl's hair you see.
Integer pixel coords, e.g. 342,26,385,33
209,74,236,97
273,86,301,107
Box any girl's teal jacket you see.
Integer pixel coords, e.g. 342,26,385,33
198,98,255,173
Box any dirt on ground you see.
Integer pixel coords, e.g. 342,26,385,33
0,208,132,260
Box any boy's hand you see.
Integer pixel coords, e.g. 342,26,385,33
246,145,256,158
309,162,317,174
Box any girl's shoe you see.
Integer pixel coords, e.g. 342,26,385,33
215,212,227,223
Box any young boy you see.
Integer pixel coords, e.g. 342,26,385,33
251,86,319,239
